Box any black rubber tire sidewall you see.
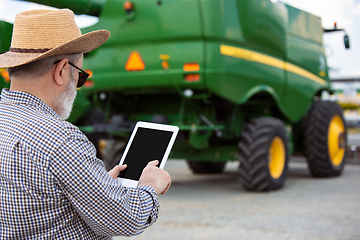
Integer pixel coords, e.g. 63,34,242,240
78,108,105,160
101,139,126,171
187,161,226,174
238,117,289,191
304,101,346,177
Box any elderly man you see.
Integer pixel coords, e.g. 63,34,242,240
0,9,171,239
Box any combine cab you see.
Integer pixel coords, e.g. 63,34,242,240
1,0,349,191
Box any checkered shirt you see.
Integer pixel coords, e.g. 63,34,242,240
0,89,160,239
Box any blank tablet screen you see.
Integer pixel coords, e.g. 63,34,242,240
118,127,174,181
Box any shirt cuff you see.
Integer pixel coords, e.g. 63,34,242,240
138,185,160,226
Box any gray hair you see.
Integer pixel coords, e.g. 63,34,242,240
8,53,82,79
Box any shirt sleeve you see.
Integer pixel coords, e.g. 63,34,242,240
48,136,160,237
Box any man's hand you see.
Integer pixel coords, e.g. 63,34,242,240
138,160,171,195
108,164,127,179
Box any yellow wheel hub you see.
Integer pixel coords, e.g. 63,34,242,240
328,115,345,166
268,136,286,179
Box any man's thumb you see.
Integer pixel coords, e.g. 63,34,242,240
108,164,127,179
147,160,159,167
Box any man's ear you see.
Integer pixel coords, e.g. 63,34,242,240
53,59,68,86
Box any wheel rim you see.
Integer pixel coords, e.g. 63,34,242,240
268,136,286,179
328,115,345,166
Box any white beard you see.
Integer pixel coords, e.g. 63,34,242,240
56,78,77,120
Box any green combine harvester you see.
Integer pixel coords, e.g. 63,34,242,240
0,0,350,191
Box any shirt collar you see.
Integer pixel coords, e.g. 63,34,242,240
0,88,60,119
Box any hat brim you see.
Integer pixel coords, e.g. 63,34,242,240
0,29,110,68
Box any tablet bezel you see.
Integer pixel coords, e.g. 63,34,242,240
117,121,179,188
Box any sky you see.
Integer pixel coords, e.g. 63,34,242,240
0,0,359,80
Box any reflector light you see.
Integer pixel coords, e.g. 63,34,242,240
85,70,93,78
1,70,10,82
184,74,200,82
123,1,134,12
183,63,200,72
84,80,94,88
161,60,169,70
125,51,145,71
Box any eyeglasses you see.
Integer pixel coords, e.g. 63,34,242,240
53,60,90,88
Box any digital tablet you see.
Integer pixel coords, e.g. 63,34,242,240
117,121,179,188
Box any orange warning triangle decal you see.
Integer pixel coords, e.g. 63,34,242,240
125,51,145,71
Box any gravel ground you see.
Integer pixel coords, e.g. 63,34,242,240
114,158,360,240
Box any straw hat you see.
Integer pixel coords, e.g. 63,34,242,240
0,9,110,68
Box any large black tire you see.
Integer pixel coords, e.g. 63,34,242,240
238,117,289,191
101,139,126,171
304,101,346,177
78,108,105,160
187,161,226,174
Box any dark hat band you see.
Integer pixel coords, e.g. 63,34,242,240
9,47,51,53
